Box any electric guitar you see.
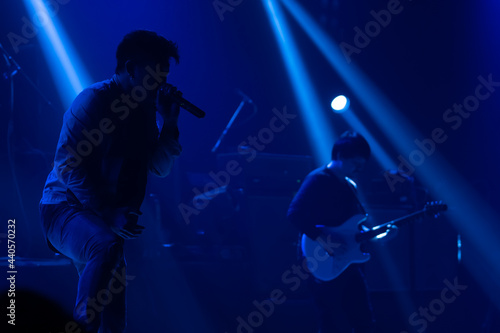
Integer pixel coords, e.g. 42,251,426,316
301,201,447,281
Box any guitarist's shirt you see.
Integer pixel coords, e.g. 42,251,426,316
288,165,364,240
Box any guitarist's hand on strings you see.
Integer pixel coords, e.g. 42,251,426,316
384,224,399,240
367,223,399,243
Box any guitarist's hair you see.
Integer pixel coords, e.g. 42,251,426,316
332,131,371,161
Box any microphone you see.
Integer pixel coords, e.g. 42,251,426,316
160,84,205,118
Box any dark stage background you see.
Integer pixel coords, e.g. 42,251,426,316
0,0,499,332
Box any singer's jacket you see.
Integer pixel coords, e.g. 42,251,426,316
40,75,181,215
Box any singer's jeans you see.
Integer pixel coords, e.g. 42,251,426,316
40,202,126,333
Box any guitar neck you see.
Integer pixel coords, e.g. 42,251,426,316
356,209,426,243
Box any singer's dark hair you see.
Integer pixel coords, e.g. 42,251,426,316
115,30,179,74
331,131,371,161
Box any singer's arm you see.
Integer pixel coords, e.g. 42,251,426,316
53,89,109,212
148,119,181,177
148,93,182,177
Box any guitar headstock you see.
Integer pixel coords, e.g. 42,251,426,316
423,201,448,218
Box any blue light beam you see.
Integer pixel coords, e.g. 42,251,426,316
23,0,92,108
279,0,421,158
262,0,335,165
280,0,500,309
342,110,395,171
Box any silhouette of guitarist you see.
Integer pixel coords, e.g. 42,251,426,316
288,131,376,333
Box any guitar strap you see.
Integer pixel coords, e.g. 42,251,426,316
323,166,366,216
344,176,367,216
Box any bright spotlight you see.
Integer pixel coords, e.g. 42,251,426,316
262,0,335,164
331,95,349,112
23,0,91,108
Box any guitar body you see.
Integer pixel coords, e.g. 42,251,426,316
300,202,447,282
301,214,371,282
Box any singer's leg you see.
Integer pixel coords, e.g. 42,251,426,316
41,203,125,333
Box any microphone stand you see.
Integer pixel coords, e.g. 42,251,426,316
1,43,58,256
0,43,57,111
211,90,253,153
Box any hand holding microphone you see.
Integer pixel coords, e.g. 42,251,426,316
157,83,182,123
158,83,205,118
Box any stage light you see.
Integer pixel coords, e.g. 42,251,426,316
280,0,500,309
23,0,91,108
331,95,349,112
262,0,335,165
277,0,398,170
279,0,421,155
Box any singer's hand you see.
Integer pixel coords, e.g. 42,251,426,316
157,83,181,125
107,208,145,240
